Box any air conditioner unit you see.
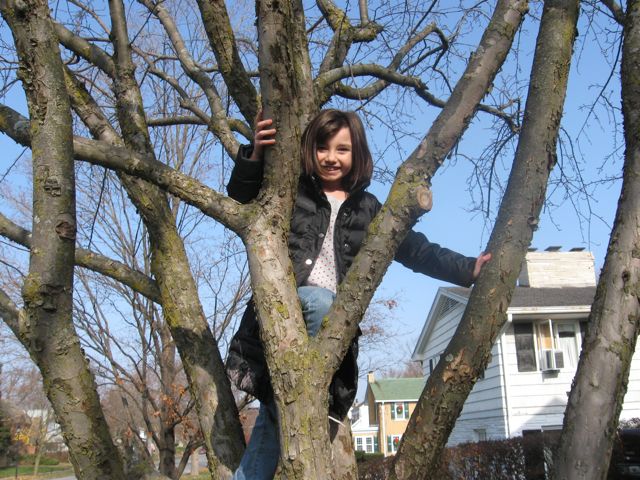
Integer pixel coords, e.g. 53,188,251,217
540,349,564,371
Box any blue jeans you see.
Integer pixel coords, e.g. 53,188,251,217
232,286,335,480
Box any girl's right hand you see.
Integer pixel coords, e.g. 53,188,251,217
249,110,276,161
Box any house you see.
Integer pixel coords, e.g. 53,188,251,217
23,408,66,454
350,402,378,454
412,248,640,446
351,372,424,456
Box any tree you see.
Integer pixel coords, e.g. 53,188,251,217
0,401,13,468
0,0,637,479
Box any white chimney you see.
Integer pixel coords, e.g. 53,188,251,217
518,249,596,287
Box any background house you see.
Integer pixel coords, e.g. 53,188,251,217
412,248,640,446
350,402,378,454
352,372,424,456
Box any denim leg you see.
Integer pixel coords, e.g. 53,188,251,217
232,287,334,480
297,286,336,337
232,401,279,480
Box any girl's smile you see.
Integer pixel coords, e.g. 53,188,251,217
315,126,353,192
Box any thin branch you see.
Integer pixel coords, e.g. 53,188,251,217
315,64,519,132
600,0,626,25
0,287,20,333
135,0,240,155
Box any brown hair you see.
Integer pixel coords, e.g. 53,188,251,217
301,109,373,191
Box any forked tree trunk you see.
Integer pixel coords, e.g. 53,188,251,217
551,1,640,478
0,0,126,478
248,0,335,477
391,1,579,478
100,2,247,476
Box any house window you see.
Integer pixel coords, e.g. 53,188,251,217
514,320,581,372
387,434,402,454
474,428,487,442
390,402,410,420
427,353,442,375
355,436,378,453
365,436,373,453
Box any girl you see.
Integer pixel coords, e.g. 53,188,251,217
226,109,490,479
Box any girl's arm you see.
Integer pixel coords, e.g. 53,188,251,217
395,230,480,287
227,114,276,203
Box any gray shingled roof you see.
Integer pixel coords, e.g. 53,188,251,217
444,286,596,308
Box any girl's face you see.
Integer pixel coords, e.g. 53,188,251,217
315,126,353,191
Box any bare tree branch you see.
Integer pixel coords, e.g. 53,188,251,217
147,115,252,140
194,0,258,123
0,287,19,332
0,104,252,234
316,0,383,76
600,0,626,25
54,22,116,77
136,0,240,156
0,212,161,303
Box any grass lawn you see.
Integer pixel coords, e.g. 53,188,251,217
0,464,74,479
0,465,214,479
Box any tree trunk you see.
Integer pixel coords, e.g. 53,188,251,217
190,449,200,476
551,1,640,478
158,324,177,480
0,1,126,478
249,0,335,477
330,417,357,480
103,3,247,476
391,1,579,478
33,440,41,478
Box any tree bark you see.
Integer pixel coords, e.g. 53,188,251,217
551,1,640,478
390,1,579,478
240,0,338,478
106,1,245,476
0,0,126,478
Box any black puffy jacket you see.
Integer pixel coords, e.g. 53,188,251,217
225,146,476,417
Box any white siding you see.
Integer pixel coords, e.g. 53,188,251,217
447,341,507,445
420,304,465,377
620,347,640,421
503,322,640,435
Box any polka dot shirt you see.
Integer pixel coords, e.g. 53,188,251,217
305,195,344,293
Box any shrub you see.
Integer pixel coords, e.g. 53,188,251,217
0,404,18,469
356,432,561,479
355,451,384,462
442,438,527,480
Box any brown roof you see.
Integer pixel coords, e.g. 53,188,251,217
444,286,596,308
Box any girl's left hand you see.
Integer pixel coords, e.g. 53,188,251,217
473,252,492,280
